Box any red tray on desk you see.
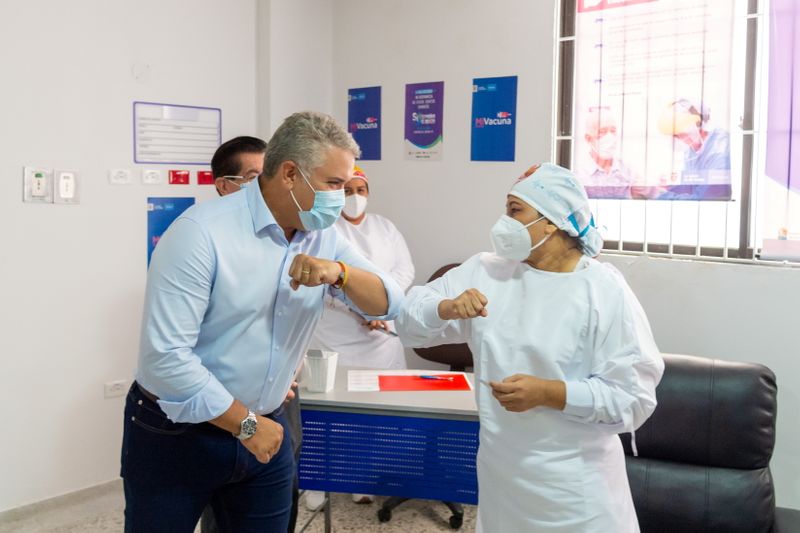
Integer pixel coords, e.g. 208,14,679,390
377,374,471,391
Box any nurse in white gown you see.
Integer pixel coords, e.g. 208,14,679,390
310,165,415,369
396,163,664,533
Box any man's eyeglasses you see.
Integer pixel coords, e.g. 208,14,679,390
221,175,258,187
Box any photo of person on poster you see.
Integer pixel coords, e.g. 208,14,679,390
577,106,640,199
659,98,731,177
656,98,731,199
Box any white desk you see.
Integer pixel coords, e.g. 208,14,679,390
299,366,478,419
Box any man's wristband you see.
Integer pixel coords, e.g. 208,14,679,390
332,261,349,289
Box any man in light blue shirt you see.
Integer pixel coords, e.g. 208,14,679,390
121,111,403,533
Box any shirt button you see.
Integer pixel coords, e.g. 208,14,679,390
269,377,274,383
277,311,283,317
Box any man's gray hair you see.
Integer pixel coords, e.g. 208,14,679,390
264,111,361,178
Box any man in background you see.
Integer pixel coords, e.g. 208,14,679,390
212,136,267,196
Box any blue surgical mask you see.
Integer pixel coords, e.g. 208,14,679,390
291,167,345,231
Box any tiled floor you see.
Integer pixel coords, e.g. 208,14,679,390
0,481,477,532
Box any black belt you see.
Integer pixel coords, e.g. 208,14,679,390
137,382,160,403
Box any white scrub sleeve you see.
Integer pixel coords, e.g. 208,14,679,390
563,280,664,433
396,255,481,348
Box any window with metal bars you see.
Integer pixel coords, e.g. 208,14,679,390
553,0,800,266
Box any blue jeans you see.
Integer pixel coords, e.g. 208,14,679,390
121,383,294,533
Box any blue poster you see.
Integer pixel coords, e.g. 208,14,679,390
147,197,195,266
348,86,381,160
471,76,518,162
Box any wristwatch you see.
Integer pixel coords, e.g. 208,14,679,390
235,410,258,441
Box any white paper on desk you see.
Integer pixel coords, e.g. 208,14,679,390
347,369,471,392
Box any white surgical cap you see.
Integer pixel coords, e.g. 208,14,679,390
509,163,604,257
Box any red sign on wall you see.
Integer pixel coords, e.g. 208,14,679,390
168,170,190,185
197,170,214,185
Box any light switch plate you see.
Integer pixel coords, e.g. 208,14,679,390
23,166,53,203
142,169,163,185
54,169,80,204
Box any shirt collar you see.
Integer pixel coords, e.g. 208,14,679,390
246,179,278,233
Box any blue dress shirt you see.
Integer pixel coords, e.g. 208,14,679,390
136,182,403,423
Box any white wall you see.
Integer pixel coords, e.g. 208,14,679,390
331,0,800,508
264,0,334,135
331,0,558,368
0,0,257,512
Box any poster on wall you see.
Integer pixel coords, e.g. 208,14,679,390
147,197,195,266
471,76,518,162
348,86,381,160
404,81,444,161
572,0,734,200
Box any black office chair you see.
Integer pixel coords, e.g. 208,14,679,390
377,263,474,530
621,353,800,532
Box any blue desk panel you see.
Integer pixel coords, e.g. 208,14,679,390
299,409,480,504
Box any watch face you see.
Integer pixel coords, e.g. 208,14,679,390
241,417,257,437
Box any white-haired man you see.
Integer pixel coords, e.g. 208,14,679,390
579,106,638,199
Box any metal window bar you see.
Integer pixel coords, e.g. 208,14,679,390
553,0,782,265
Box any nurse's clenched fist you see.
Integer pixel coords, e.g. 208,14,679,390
437,289,488,320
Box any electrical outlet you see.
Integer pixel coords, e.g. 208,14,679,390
108,168,132,185
104,379,130,399
142,169,163,185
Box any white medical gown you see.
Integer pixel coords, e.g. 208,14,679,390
310,213,415,369
396,252,663,532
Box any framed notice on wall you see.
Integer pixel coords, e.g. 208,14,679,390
134,102,221,165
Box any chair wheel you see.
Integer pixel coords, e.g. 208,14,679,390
449,514,463,529
377,507,392,522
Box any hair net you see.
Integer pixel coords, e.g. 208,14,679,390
508,163,603,257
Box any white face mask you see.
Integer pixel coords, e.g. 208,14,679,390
594,133,617,160
343,194,368,218
490,215,551,261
